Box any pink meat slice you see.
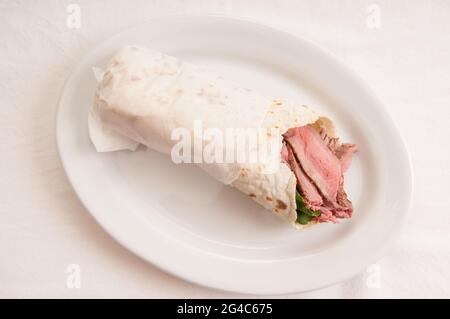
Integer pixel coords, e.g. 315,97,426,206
335,143,358,173
280,143,289,164
319,131,358,173
335,178,353,218
286,144,323,209
284,126,342,204
315,209,337,223
283,125,357,223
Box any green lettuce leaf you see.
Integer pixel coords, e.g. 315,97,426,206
295,191,321,225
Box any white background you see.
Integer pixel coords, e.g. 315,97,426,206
1,0,449,298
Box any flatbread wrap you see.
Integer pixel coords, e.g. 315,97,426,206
89,46,357,227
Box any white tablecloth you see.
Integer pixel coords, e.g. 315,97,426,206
1,0,449,298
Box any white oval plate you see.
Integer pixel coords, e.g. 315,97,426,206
57,16,412,295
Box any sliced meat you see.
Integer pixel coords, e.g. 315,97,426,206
284,126,342,204
286,144,323,209
282,124,356,224
319,130,357,174
280,142,289,164
320,130,339,151
314,209,337,223
321,135,356,213
335,178,353,218
335,143,358,173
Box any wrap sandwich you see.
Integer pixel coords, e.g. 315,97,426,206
89,46,357,227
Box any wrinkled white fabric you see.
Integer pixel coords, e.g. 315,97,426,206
1,0,449,298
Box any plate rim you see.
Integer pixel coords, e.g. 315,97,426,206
56,14,413,295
